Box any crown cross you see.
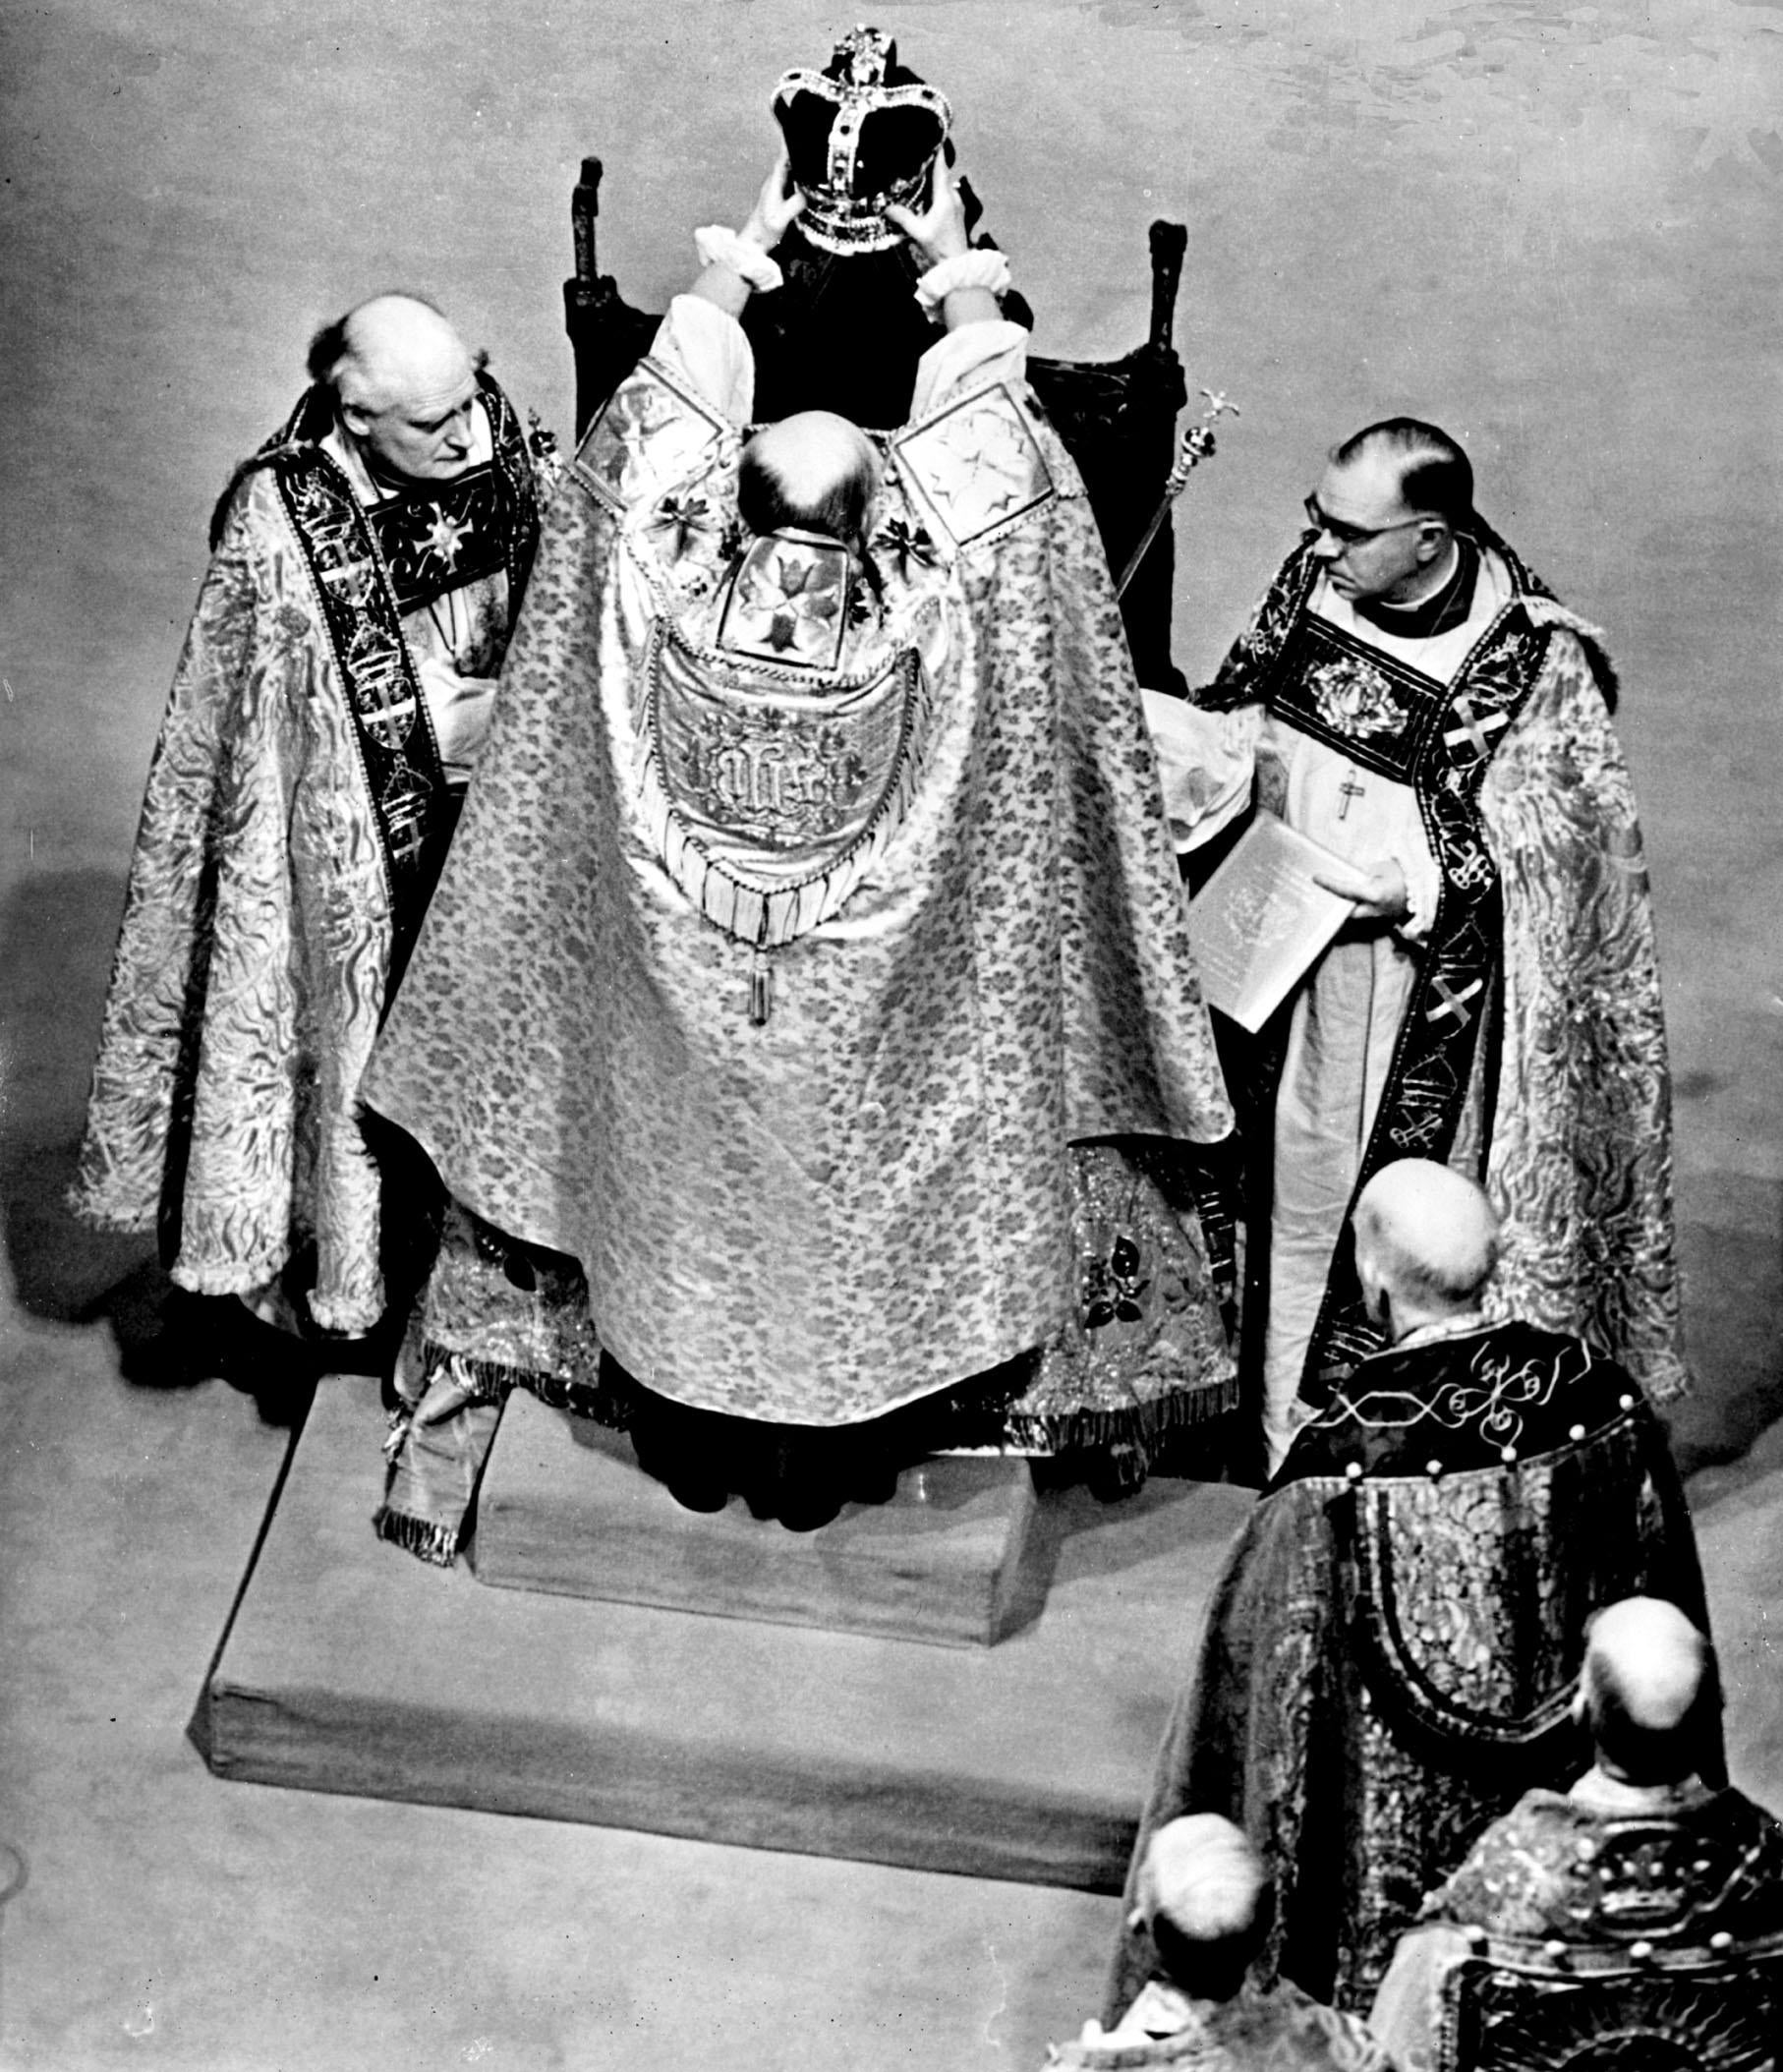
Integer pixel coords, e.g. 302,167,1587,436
835,25,891,85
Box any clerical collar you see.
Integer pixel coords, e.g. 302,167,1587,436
1352,532,1479,640
1390,1309,1491,1353
1570,1767,1713,1816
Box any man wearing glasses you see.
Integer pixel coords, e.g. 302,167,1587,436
1173,417,1684,1474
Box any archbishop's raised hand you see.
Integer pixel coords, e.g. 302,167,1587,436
884,154,971,266
742,148,805,253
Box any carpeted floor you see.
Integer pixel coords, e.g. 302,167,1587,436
3,3,1780,2066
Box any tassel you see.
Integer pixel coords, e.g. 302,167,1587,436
749,948,773,1026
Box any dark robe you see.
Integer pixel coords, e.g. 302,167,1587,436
1105,1320,1711,2018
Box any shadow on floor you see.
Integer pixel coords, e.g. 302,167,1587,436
0,866,316,1427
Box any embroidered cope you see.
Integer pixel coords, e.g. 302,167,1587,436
1156,533,1684,1470
363,299,1235,1434
74,379,546,1331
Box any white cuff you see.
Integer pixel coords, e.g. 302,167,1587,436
1393,839,1444,942
693,225,783,294
913,248,1012,314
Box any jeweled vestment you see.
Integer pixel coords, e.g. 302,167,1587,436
74,379,546,1331
1370,1776,1783,2070
1173,534,1684,1468
363,299,1234,1432
1105,1321,1709,2019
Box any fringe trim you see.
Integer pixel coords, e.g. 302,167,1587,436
372,1504,462,1568
993,1372,1240,1458
308,1287,386,1337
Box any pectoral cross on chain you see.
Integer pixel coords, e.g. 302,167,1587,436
1337,776,1366,822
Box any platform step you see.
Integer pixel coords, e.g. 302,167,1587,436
473,1394,1042,1648
195,1378,1255,1891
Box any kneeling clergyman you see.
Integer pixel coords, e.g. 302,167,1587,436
1105,1161,1711,2021
1370,1597,1783,2072
361,157,1237,1556
75,295,555,1345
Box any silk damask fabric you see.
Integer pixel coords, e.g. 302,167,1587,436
364,308,1234,1428
1105,1325,1707,2022
374,1137,1236,1562
74,382,546,1332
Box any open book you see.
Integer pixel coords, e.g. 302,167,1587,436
1187,814,1356,1032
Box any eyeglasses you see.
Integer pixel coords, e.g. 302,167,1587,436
1303,497,1431,548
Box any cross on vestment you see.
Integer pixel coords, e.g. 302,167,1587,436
1337,775,1366,821
1443,696,1510,759
1425,973,1484,1027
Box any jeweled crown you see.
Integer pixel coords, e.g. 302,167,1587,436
772,27,951,256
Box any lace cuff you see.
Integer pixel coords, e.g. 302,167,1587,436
913,248,1012,314
692,226,784,294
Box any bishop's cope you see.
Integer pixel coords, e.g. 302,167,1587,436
1153,417,1686,1477
74,293,552,1346
361,37,1237,1557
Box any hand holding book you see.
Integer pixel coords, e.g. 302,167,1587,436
1187,815,1385,1033
1308,854,1409,925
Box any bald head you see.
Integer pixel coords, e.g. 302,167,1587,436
1582,1597,1717,1785
1352,1159,1499,1335
309,293,482,484
739,411,881,547
1133,1815,1273,2000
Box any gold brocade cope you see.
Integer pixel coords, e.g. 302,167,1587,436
642,622,932,948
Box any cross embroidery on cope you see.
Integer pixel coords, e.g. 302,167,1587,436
574,361,728,517
716,534,852,670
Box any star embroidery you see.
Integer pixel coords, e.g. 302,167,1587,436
422,508,473,571
939,407,1032,517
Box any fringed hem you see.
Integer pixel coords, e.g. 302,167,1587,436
309,1289,386,1337
372,1504,462,1568
993,1372,1240,1458
169,1249,295,1300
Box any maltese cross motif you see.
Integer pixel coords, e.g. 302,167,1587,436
422,507,474,572
754,552,842,657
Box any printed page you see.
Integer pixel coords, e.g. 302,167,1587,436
1188,814,1356,1032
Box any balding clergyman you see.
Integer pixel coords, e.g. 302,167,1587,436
1106,1161,1710,2019
360,155,1235,1554
1057,1816,1395,2068
1160,419,1684,1475
76,294,555,1347
1371,1597,1783,2071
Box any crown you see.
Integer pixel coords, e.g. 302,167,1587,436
772,27,951,256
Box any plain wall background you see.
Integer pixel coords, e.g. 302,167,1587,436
1,0,1778,1434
